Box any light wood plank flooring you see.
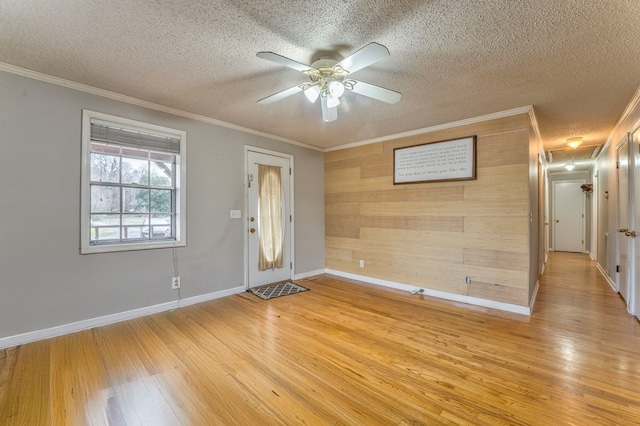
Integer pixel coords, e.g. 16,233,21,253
1,252,639,425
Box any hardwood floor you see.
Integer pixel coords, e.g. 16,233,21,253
1,252,639,425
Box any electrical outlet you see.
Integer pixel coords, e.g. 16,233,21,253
172,276,181,289
359,260,364,268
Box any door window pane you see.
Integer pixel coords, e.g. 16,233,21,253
124,187,149,213
91,186,120,213
147,214,172,239
122,214,146,239
150,189,172,213
150,161,173,187
90,153,120,183
122,157,149,185
90,214,120,241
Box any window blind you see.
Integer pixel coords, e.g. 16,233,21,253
90,121,181,154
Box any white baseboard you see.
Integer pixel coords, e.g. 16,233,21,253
596,263,617,292
325,269,531,315
178,285,246,307
294,269,326,280
1,266,538,350
0,285,245,350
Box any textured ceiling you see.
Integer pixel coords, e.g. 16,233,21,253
2,1,640,155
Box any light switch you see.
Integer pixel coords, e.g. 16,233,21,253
230,210,242,219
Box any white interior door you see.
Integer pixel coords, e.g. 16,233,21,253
553,181,585,252
617,136,630,304
246,149,293,288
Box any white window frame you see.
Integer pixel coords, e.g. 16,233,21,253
80,110,186,254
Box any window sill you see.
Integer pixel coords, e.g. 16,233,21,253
80,239,186,254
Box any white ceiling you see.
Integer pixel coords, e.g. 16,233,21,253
2,0,640,155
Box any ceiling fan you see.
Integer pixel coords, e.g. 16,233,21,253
256,42,401,123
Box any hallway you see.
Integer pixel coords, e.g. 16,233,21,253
527,251,640,422
535,251,638,333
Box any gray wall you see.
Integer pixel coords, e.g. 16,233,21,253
0,71,325,339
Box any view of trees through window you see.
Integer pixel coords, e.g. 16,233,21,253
89,143,175,243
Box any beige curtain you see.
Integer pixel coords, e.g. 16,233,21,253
258,164,284,270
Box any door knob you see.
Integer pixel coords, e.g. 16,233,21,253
250,217,255,222
555,220,559,223
618,228,629,233
625,230,636,237
249,228,256,233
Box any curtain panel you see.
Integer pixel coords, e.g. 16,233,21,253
257,164,284,270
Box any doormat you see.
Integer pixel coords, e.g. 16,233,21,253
249,282,309,300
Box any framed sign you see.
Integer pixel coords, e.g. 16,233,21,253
394,136,476,184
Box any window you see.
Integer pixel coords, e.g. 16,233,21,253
80,110,186,254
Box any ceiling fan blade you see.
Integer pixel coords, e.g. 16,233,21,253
350,80,401,104
256,51,312,73
336,42,390,74
321,97,338,122
257,85,303,104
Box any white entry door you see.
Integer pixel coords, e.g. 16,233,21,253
246,149,293,289
617,135,630,304
553,181,585,252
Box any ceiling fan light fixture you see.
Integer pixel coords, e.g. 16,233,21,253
328,80,345,98
326,93,340,108
303,84,321,103
256,42,401,122
566,137,583,149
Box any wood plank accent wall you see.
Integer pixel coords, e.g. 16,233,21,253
325,114,533,306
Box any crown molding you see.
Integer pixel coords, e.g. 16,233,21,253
0,62,324,152
325,106,533,152
1,62,543,155
599,83,640,160
528,106,542,145
529,107,548,168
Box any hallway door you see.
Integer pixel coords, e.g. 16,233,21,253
553,181,585,252
617,135,630,306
